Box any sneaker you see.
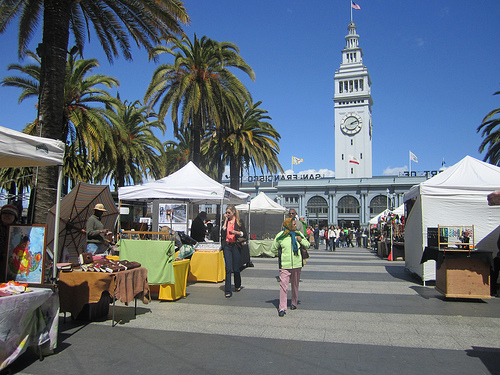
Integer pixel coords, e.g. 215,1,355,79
278,310,286,317
290,305,297,310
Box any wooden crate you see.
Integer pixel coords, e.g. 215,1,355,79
436,255,490,299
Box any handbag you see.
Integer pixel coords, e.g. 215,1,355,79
300,245,310,259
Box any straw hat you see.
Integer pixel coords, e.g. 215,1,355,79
94,203,107,212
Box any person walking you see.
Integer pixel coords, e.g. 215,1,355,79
313,224,319,249
334,226,341,248
221,204,247,298
272,217,310,317
328,225,336,251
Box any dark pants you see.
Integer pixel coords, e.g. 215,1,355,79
223,243,241,295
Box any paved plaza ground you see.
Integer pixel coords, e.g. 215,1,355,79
8,246,500,375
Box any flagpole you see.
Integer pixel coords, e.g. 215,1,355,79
350,1,353,22
409,152,412,174
291,156,294,174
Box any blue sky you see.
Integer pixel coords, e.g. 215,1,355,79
0,0,499,179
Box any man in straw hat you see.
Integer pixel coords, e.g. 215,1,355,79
86,203,111,254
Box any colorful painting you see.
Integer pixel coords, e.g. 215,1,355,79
6,225,46,284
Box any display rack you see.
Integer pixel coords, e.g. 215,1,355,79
437,225,474,252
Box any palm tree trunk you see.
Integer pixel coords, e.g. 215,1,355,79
230,156,239,190
33,0,71,224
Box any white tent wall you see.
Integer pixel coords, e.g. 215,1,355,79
404,195,427,280
405,191,500,283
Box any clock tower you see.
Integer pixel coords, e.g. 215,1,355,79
334,21,373,178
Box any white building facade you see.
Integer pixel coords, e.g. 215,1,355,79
224,21,431,228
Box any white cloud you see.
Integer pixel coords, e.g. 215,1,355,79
383,165,407,176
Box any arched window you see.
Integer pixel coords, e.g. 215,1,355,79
307,196,328,215
370,195,387,215
338,195,359,214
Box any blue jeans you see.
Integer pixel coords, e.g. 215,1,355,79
223,243,241,295
329,238,336,251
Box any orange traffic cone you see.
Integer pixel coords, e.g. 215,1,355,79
387,251,392,261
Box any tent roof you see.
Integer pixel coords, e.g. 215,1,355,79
235,192,287,213
118,161,249,204
0,126,65,167
404,156,500,200
368,204,404,225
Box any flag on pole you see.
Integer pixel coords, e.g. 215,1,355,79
409,151,418,163
351,2,361,10
349,155,360,165
292,156,304,165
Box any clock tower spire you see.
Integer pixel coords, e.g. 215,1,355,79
334,21,373,179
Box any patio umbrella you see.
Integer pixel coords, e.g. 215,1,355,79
46,182,119,263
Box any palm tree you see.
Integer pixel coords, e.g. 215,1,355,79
0,0,189,223
1,51,119,193
478,90,500,165
144,34,255,168
163,128,191,176
204,100,284,189
96,99,167,189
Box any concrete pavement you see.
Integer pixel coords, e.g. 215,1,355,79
9,246,500,375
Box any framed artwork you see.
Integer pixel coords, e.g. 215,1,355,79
6,224,46,284
158,204,187,225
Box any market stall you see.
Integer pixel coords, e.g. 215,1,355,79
118,162,249,285
236,192,286,257
404,156,500,283
0,126,64,368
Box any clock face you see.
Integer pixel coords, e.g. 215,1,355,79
341,113,362,135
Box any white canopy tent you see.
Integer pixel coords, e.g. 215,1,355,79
369,205,405,226
403,156,500,282
236,192,287,239
118,162,249,232
0,126,65,281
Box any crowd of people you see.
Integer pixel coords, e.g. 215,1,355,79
314,225,370,251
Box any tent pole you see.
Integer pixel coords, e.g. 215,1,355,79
52,165,63,282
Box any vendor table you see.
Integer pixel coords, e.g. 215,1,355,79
58,267,149,323
158,259,190,301
118,239,175,285
188,250,225,283
249,240,276,257
0,288,59,370
422,247,492,299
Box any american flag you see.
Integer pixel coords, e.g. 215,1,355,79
351,2,361,10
